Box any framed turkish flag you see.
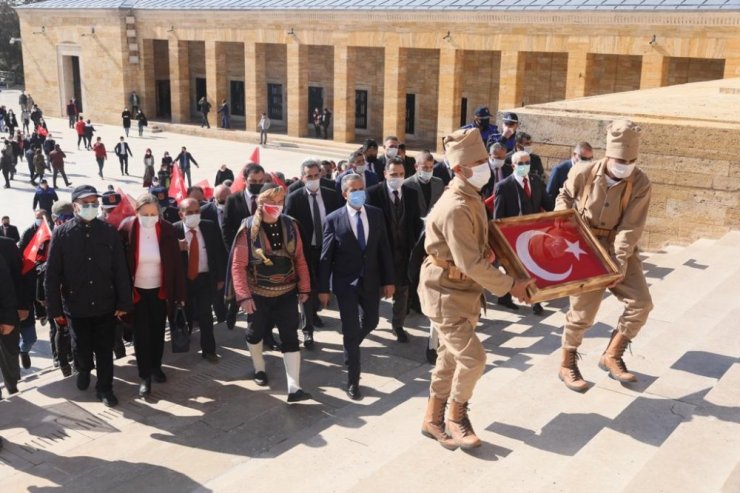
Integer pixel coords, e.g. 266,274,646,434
489,209,622,303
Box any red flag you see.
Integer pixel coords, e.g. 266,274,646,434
22,218,52,275
269,172,286,190
169,164,187,204
196,179,213,200
231,172,245,193
484,194,495,216
249,146,260,165
106,189,136,229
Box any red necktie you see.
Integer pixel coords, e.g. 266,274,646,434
523,177,532,199
188,230,199,280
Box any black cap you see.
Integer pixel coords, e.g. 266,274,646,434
101,191,122,209
503,112,519,123
474,106,492,118
71,185,101,202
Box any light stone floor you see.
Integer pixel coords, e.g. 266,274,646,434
0,90,738,492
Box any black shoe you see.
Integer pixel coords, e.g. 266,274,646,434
226,318,235,330
426,347,438,365
203,353,219,363
152,368,167,383
346,383,362,401
287,389,312,403
97,391,118,407
532,303,544,315
394,327,409,343
313,315,324,328
497,297,519,311
76,371,90,390
6,385,18,395
139,378,151,397
254,371,268,387
20,352,31,369
303,332,314,349
61,364,72,377
52,357,60,368
113,343,126,360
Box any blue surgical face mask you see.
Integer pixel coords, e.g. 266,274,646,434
76,203,99,222
515,164,531,177
34,218,43,226
347,190,366,209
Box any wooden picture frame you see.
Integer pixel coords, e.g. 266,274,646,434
489,209,622,303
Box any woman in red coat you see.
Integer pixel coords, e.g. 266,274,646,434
119,193,186,397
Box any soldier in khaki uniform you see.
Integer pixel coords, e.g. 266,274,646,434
419,128,532,450
555,120,653,392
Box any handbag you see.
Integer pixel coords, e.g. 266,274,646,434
170,305,190,353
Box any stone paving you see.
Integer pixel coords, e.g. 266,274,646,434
0,89,739,492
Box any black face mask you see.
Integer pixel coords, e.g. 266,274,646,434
248,183,263,195
477,118,490,129
366,155,378,164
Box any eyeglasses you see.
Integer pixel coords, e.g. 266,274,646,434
577,155,593,162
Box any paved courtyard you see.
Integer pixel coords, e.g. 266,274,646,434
0,90,738,492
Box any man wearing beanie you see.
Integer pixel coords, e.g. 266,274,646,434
555,119,653,392
418,127,532,450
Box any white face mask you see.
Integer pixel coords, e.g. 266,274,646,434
355,165,366,174
387,177,403,191
515,164,531,177
138,215,158,229
216,203,225,211
489,158,505,169
608,161,636,180
385,147,398,159
305,178,320,192
418,170,433,182
466,162,491,190
76,204,99,222
184,213,201,229
522,146,533,154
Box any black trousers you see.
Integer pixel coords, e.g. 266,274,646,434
49,318,72,367
68,314,116,392
213,286,227,323
302,245,322,335
186,273,216,355
53,168,70,188
133,288,167,379
118,155,129,174
246,290,300,353
0,326,20,390
335,284,380,386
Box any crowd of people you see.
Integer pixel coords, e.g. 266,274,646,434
0,93,652,453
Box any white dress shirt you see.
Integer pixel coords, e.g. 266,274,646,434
386,182,403,202
346,204,369,244
183,224,209,273
134,224,161,289
306,187,327,246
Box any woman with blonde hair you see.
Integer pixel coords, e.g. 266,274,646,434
228,184,312,403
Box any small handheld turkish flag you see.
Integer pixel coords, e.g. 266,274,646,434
169,164,187,204
22,218,52,275
106,189,136,229
249,146,260,165
195,179,214,200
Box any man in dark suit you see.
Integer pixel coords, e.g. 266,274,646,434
201,184,231,323
433,158,454,186
214,165,234,186
397,144,417,178
285,159,340,348
174,198,227,361
288,160,334,193
494,150,555,314
334,150,380,201
504,131,545,182
405,151,444,217
481,142,512,201
0,237,29,399
0,217,20,243
546,141,593,202
0,254,18,415
373,136,400,181
319,173,394,400
367,157,423,342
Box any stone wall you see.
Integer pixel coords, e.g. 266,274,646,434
512,111,740,250
404,48,439,149
307,45,334,136
586,54,642,96
663,57,726,86
264,43,287,126
351,47,384,143
521,52,568,106
461,50,502,126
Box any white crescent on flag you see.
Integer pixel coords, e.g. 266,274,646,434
515,230,584,282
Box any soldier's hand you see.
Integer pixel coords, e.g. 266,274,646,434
382,285,395,299
511,278,535,302
0,324,14,335
241,299,256,314
607,274,625,289
17,310,29,322
318,293,330,308
298,293,309,304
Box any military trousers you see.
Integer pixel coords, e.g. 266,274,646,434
563,253,653,350
429,316,486,404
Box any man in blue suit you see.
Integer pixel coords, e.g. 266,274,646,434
545,141,593,202
319,173,394,400
334,150,380,203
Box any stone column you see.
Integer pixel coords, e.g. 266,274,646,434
245,41,266,133
205,41,227,127
382,45,407,142
169,40,190,124
287,43,309,137
565,50,589,99
333,44,355,143
641,52,666,89
436,48,463,153
498,50,524,111
724,39,740,79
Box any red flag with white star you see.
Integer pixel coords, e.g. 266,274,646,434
21,218,52,275
168,164,187,204
106,189,136,229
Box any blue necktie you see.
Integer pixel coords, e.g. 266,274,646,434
356,210,366,252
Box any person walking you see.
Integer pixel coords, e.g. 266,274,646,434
45,185,133,407
143,148,155,188
74,117,85,149
49,144,72,188
1,140,13,189
312,108,322,138
198,97,211,129
32,148,46,185
258,113,270,145
83,119,95,150
136,110,147,137
217,99,230,129
321,107,332,139
129,91,140,113
121,108,132,137
32,180,58,223
21,108,31,135
18,91,28,112
92,137,107,178
118,193,186,397
114,137,133,176
66,100,77,129
214,164,234,186
173,146,199,188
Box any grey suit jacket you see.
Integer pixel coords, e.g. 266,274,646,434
403,174,444,217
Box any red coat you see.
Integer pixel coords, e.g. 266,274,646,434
118,216,186,309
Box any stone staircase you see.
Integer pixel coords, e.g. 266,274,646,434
0,232,738,492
